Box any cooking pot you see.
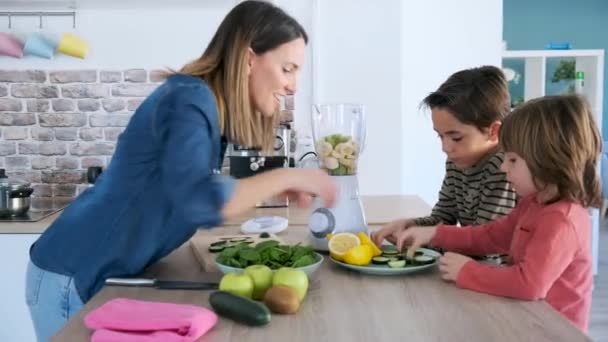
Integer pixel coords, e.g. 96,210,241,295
0,169,34,217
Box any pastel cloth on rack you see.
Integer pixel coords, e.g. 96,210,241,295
23,33,56,59
57,32,88,59
0,32,24,58
84,298,218,342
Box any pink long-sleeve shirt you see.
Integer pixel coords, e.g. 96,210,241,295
432,195,593,332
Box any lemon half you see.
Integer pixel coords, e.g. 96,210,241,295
328,233,360,261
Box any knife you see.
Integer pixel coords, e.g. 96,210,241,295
105,278,219,290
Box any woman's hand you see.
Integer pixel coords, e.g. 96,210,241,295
371,219,413,247
395,226,437,259
281,168,337,208
221,168,336,219
438,252,472,282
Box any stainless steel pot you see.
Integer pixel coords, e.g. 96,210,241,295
0,170,34,217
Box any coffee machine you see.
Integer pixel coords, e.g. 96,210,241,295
227,125,291,207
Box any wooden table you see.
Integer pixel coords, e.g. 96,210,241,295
53,196,590,342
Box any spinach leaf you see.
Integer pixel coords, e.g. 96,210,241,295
216,241,317,270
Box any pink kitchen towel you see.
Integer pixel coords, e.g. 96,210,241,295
84,298,218,342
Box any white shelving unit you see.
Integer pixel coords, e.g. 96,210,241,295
502,49,605,275
502,49,604,114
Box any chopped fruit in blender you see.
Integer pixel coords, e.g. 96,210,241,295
317,134,360,176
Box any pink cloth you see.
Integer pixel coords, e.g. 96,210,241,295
84,298,218,342
0,33,24,58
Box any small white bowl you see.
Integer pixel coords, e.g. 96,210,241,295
240,216,289,234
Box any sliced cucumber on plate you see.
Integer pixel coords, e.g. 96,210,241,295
388,260,406,268
372,256,390,265
209,245,226,253
414,255,436,265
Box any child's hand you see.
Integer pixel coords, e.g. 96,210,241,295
438,252,473,282
371,219,413,247
395,226,437,259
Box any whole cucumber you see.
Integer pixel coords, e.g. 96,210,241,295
209,291,271,326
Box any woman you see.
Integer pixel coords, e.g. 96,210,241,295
25,1,336,341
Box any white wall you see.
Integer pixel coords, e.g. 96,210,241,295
0,0,504,202
0,6,229,69
311,0,503,200
313,0,404,196
401,0,504,204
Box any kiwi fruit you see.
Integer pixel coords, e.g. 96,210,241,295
263,286,301,314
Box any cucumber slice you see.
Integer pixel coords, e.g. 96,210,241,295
381,249,399,256
371,256,390,264
414,255,436,265
230,238,249,242
208,245,225,253
210,240,227,247
259,232,271,238
401,249,424,257
388,260,406,268
388,256,402,262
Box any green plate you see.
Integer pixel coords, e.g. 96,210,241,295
330,247,441,275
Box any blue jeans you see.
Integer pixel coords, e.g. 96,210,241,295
25,261,84,342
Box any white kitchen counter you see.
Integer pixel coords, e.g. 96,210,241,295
0,211,62,234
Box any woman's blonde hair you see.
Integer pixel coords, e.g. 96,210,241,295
500,95,602,208
174,0,307,151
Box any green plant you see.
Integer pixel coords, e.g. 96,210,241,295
552,60,575,83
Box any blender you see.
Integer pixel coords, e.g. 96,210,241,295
308,103,368,251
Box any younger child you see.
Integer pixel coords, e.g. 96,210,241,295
393,95,600,332
372,66,517,247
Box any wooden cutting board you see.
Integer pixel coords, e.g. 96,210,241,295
190,233,283,272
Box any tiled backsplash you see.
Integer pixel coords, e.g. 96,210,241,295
0,69,165,210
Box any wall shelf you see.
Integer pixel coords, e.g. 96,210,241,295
502,49,604,112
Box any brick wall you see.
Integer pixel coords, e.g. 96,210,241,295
0,69,165,210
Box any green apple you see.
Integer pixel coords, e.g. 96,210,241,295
272,267,309,301
219,273,254,299
244,265,274,300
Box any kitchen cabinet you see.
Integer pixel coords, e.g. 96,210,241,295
0,234,39,342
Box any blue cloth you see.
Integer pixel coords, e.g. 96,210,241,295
26,261,84,342
30,74,236,302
